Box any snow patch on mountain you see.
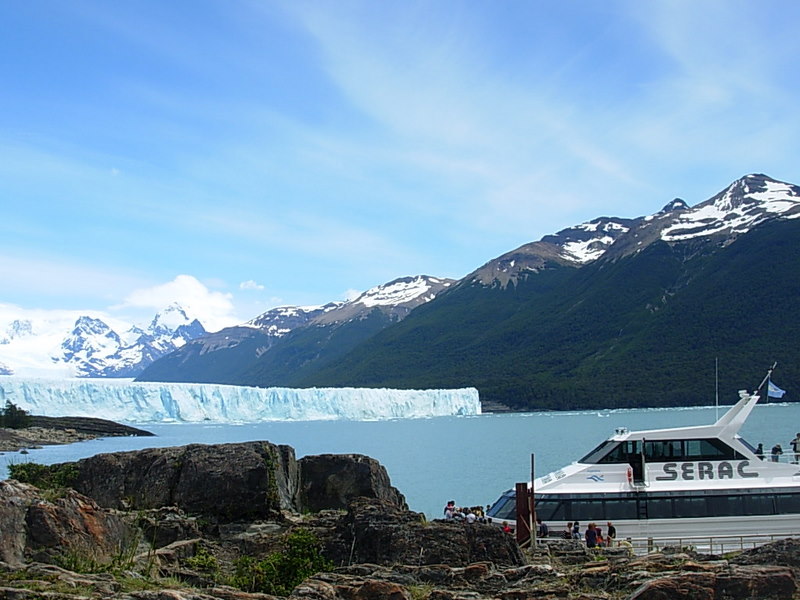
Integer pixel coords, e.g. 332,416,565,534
661,174,800,242
0,377,481,422
549,219,632,264
356,276,451,307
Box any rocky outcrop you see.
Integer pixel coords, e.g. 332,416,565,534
2,441,799,600
312,498,524,568
19,442,406,522
298,455,406,512
70,442,299,520
0,416,152,452
0,479,134,567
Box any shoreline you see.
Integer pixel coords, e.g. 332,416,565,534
0,416,153,453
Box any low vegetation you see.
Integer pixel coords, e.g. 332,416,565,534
0,400,31,429
226,528,333,595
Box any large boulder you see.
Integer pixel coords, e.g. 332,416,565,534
12,442,406,523
298,454,406,513
67,441,299,521
0,479,134,567
315,498,525,568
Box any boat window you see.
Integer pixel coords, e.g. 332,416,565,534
596,440,642,464
643,440,683,460
487,491,516,520
579,441,619,464
645,497,672,519
744,494,774,516
775,494,800,513
683,439,743,460
593,438,744,463
673,496,706,518
707,494,742,517
603,498,638,520
536,499,567,522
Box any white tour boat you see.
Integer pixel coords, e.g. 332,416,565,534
487,368,800,544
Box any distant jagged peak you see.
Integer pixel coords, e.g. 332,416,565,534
246,303,342,335
466,216,636,287
308,275,454,326
1,318,34,343
660,198,689,213
71,315,116,336
660,173,800,243
148,302,192,334
351,275,454,308
548,217,637,264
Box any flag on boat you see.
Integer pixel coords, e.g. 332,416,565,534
768,381,786,399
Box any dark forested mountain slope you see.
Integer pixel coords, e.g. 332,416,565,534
298,202,800,410
139,174,800,410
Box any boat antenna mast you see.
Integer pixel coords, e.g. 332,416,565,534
755,361,779,398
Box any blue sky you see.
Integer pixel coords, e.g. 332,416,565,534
2,1,799,331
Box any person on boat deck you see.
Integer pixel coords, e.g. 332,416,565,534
790,434,800,464
607,521,617,545
585,523,598,548
756,443,765,460
772,444,784,462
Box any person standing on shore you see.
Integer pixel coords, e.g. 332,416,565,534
607,521,617,546
585,523,597,548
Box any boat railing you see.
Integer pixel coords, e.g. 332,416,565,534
625,532,798,556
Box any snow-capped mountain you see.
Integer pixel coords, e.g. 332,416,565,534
0,303,207,378
135,275,454,384
470,173,800,286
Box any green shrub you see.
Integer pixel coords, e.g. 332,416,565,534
8,462,79,490
0,401,31,429
227,528,332,596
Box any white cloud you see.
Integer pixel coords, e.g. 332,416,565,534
114,274,239,332
342,288,361,302
239,280,265,291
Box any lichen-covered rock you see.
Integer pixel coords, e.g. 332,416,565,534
0,480,134,567
0,480,41,567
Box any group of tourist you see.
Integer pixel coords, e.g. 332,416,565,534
443,500,488,524
755,433,800,463
551,520,617,547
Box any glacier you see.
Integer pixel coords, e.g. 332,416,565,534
0,377,481,423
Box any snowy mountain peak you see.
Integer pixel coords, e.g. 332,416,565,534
660,198,689,213
660,173,800,242
61,316,121,364
246,303,343,337
1,319,34,344
353,275,451,308
149,303,192,335
553,218,634,264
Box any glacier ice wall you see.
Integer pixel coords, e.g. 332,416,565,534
0,377,481,423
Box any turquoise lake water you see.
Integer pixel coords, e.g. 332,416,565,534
2,402,799,519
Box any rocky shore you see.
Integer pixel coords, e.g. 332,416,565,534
1,440,798,600
0,416,153,452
